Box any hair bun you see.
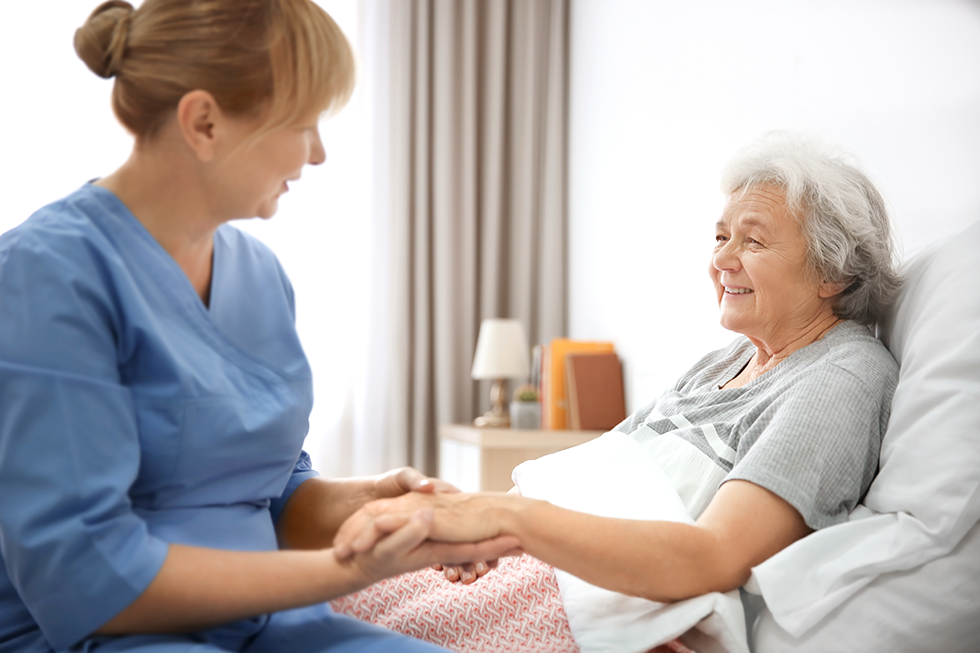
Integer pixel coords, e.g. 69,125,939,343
74,0,134,79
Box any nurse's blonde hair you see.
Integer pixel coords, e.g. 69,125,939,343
74,0,355,140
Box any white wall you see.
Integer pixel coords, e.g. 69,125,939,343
568,0,980,409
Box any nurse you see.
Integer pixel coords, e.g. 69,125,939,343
0,1,515,651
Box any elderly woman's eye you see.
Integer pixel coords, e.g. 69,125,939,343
715,235,727,243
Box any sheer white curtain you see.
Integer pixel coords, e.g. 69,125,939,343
309,0,396,477
237,2,373,476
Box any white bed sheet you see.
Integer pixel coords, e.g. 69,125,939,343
513,431,748,653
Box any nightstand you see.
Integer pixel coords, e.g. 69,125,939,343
438,424,604,492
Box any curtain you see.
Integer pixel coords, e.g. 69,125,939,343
326,0,568,477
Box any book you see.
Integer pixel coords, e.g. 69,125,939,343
565,352,626,431
544,339,615,429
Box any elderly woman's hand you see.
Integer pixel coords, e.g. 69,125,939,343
338,507,520,587
434,560,496,584
333,491,519,562
435,486,522,584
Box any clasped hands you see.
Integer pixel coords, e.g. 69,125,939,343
335,470,521,585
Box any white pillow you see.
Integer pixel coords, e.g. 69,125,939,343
751,219,980,647
754,517,980,653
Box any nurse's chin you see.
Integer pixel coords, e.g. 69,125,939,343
253,201,282,220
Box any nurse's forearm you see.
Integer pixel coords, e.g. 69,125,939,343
96,518,519,636
276,476,386,549
94,544,367,635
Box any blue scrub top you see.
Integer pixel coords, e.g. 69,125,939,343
0,185,318,650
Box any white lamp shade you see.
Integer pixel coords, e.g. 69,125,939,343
471,318,530,379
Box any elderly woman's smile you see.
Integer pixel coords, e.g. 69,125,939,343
710,184,841,354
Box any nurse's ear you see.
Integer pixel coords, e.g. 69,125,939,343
175,90,224,163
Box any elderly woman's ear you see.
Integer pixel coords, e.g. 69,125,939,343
818,279,851,299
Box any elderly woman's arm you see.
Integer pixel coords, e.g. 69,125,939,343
334,479,810,602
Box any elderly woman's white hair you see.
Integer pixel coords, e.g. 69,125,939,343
721,132,902,325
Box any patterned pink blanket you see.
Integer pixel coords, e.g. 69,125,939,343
330,554,696,653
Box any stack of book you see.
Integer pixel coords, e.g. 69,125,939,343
536,339,626,431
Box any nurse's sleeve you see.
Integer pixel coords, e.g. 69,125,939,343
0,240,169,649
269,450,321,524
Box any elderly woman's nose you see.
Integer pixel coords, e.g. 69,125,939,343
713,241,741,271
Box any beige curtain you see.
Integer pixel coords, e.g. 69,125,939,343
359,0,569,475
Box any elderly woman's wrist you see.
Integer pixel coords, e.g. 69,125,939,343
487,493,536,541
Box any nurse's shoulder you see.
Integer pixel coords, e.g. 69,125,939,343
0,184,130,376
2,183,128,271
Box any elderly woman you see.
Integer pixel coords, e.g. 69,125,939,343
329,134,901,651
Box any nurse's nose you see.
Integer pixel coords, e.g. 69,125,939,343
308,128,326,166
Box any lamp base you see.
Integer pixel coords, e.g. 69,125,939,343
473,378,510,428
473,411,510,428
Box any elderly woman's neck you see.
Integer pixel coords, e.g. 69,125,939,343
752,313,844,365
726,314,844,389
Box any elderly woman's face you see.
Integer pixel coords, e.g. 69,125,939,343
709,185,836,348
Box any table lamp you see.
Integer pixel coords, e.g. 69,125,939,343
471,318,530,428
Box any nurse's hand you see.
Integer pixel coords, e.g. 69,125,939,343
279,468,459,552
341,507,519,583
376,467,461,499
385,469,499,583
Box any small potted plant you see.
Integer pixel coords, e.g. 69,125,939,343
510,384,541,429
